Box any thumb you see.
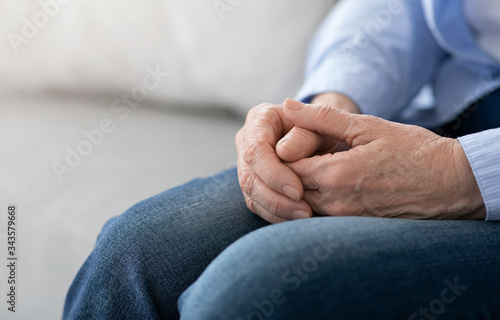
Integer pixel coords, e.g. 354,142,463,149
283,99,377,147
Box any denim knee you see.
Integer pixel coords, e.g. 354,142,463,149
179,217,500,320
65,168,268,319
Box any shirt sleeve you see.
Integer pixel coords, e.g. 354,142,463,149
296,0,447,120
458,129,500,221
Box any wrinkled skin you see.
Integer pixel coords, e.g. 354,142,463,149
235,94,485,223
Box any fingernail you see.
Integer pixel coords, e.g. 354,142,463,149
283,184,300,202
291,210,310,220
279,139,302,156
284,99,304,111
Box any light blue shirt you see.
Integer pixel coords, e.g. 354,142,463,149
296,0,500,221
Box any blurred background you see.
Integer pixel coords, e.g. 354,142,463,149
0,1,336,318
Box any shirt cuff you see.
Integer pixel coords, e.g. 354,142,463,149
458,128,500,221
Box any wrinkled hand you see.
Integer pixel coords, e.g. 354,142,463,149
235,103,311,223
276,93,360,163
235,94,359,223
283,99,486,220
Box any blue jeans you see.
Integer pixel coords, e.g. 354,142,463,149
64,90,500,319
63,169,500,319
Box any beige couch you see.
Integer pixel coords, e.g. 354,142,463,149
0,1,336,318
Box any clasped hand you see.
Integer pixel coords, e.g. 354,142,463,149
235,97,486,224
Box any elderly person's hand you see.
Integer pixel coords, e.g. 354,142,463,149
235,93,358,223
283,99,487,220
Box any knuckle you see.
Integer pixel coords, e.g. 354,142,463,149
250,103,274,117
267,193,283,215
245,104,283,143
313,104,335,122
357,114,383,132
257,102,276,112
255,103,281,123
327,172,351,193
359,114,377,122
244,196,256,213
242,142,260,165
262,104,278,116
358,115,377,128
239,170,256,195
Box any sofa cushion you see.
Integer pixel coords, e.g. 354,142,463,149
1,0,336,112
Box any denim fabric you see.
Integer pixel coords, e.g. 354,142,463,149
178,216,500,319
64,168,500,320
63,169,269,319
